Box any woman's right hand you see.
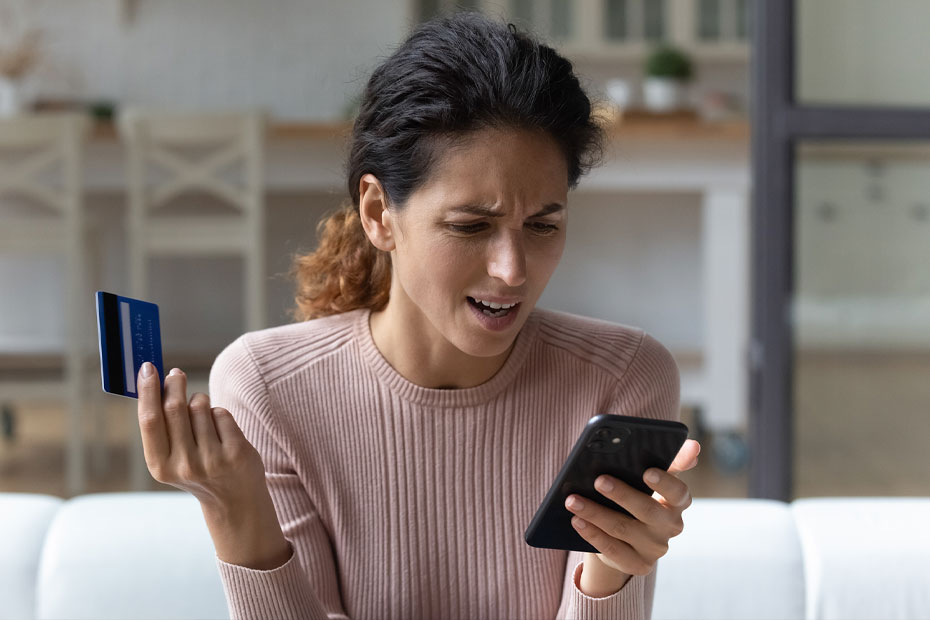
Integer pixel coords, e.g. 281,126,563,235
136,362,293,569
136,362,267,514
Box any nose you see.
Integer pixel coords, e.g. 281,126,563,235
486,229,527,287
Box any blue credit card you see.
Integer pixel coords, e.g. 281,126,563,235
95,291,164,398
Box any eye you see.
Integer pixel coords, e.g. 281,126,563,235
448,222,489,234
526,221,559,234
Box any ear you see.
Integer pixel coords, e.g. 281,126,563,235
358,173,396,252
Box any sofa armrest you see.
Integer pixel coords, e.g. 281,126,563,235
0,493,64,620
35,492,228,620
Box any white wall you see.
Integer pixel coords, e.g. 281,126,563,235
26,0,410,121
1,0,716,360
540,191,702,351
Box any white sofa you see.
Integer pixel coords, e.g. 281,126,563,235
2,493,929,620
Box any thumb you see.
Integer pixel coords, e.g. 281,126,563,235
668,439,701,475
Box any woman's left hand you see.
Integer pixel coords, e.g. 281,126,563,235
565,438,701,594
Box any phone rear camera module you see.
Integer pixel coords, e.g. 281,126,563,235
586,439,620,454
595,428,612,439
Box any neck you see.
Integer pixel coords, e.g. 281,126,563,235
368,300,513,390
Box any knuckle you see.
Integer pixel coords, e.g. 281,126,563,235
635,559,655,576
163,398,187,416
608,517,630,540
175,458,204,482
202,453,227,477
599,538,619,558
655,540,670,558
670,517,685,537
644,503,664,523
188,393,211,413
138,412,161,431
147,462,164,482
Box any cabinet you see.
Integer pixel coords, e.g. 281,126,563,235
416,0,751,61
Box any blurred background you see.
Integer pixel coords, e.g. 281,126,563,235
0,0,927,504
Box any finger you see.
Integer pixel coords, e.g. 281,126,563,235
570,516,653,576
162,368,196,457
565,494,667,558
589,475,664,525
211,407,241,446
188,392,220,451
642,468,692,511
137,362,169,466
668,439,701,475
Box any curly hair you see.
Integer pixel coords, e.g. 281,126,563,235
290,11,605,321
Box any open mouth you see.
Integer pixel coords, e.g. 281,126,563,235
467,296,519,318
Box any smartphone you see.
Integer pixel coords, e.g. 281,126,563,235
524,414,689,553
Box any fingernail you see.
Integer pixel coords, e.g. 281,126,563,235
566,496,584,510
645,469,660,484
168,368,181,377
572,517,587,529
595,476,614,492
140,362,153,378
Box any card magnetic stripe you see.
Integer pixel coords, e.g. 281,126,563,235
100,292,127,395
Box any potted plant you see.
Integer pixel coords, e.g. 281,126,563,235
0,12,42,116
642,45,694,113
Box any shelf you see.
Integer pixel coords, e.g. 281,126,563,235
83,114,748,143
558,44,750,64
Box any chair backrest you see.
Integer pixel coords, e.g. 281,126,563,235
117,109,265,217
0,114,92,355
0,113,89,223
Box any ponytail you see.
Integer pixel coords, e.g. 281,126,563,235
289,203,391,321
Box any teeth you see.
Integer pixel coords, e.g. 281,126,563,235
472,298,516,310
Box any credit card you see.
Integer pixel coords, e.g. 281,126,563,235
95,291,164,398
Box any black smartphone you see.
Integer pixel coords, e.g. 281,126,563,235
524,414,689,553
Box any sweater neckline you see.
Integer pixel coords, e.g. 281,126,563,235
353,307,540,407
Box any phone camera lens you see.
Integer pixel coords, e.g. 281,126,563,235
588,440,605,450
595,428,612,439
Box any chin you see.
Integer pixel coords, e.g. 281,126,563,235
455,311,529,358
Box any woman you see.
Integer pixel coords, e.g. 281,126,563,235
136,12,700,620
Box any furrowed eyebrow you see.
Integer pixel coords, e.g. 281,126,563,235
448,203,565,218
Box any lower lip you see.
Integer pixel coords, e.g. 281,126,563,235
467,299,521,332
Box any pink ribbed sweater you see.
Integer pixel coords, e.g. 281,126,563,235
208,307,680,620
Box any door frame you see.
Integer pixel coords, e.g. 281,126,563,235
749,0,930,500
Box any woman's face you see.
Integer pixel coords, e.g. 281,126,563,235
384,127,569,359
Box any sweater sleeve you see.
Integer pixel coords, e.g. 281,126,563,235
555,331,680,620
209,336,349,620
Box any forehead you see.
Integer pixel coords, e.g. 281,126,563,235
413,128,569,207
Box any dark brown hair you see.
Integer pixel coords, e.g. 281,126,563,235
291,12,605,321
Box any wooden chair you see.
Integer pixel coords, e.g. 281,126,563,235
117,108,266,488
0,113,94,496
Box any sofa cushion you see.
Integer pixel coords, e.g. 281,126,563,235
35,492,228,620
792,497,930,620
653,498,805,620
0,493,64,620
